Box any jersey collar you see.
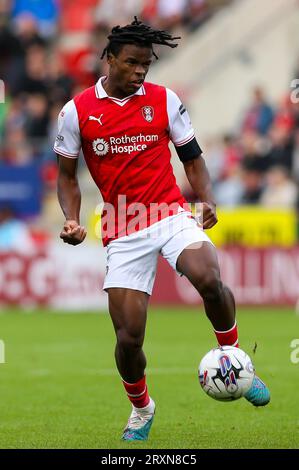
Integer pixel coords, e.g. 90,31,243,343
95,76,146,101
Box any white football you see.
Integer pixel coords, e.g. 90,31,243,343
198,346,255,401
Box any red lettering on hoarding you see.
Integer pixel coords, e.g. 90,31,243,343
1,247,299,308
0,252,55,306
152,248,299,305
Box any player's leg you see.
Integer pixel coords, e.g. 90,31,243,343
103,226,161,439
176,241,237,337
107,287,155,440
108,287,149,383
176,241,270,406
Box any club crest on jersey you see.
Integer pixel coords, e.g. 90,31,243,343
92,138,109,156
142,106,154,123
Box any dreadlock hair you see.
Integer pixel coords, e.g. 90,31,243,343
101,17,180,60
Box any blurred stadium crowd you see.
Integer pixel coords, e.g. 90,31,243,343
0,0,299,248
184,85,299,210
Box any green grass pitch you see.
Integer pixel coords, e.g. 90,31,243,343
0,307,298,449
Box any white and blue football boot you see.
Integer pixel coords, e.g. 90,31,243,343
122,398,155,441
244,375,270,406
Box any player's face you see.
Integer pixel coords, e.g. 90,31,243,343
108,44,153,97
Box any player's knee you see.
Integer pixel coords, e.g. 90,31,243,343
116,328,144,352
196,269,223,300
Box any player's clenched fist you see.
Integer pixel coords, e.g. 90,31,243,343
202,202,218,230
60,220,87,245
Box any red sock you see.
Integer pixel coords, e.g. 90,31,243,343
214,321,239,347
122,375,150,408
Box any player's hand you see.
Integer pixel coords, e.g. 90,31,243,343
202,202,218,229
60,220,87,245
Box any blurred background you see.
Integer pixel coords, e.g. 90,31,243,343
1,0,299,309
1,1,299,451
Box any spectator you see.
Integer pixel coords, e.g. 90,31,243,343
24,93,49,155
47,53,74,103
20,44,48,96
266,124,294,171
0,204,35,252
291,128,299,183
0,18,23,84
240,130,270,173
14,13,46,50
201,137,225,185
260,166,298,209
2,126,33,164
210,135,243,206
11,0,59,38
274,94,295,134
220,134,241,179
240,164,264,205
213,170,244,207
242,87,274,136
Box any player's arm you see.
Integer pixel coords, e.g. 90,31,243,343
54,100,86,245
167,88,217,229
57,155,86,245
183,156,217,229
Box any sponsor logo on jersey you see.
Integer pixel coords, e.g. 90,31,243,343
142,106,154,123
56,134,64,142
89,114,103,125
93,138,109,156
92,133,158,156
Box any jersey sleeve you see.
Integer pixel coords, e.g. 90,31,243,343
53,100,81,158
166,88,202,162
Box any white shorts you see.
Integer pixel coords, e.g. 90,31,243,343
103,211,213,295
